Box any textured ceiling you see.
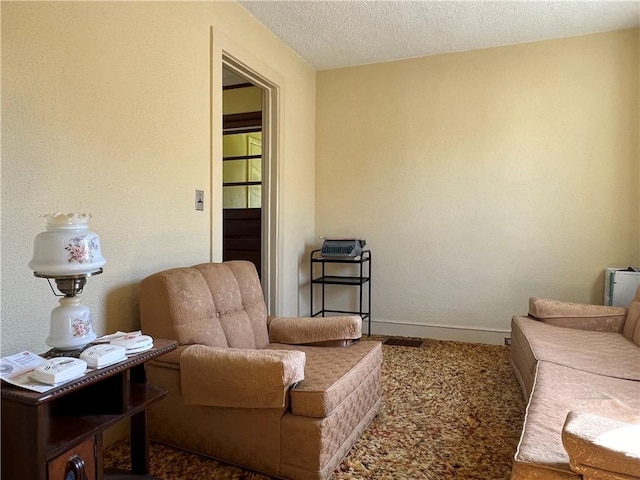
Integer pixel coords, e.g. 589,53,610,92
238,1,640,70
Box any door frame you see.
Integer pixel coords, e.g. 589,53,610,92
211,28,281,314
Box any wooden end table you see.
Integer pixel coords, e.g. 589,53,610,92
1,338,177,480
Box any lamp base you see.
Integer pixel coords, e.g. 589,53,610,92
46,296,97,350
43,346,86,359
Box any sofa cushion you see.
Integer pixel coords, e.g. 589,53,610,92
623,289,640,346
529,297,626,320
272,341,382,418
514,362,640,477
529,297,627,332
562,411,640,478
513,316,640,381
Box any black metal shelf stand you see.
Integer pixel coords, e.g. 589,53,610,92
310,249,372,336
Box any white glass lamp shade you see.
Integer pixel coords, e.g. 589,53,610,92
47,297,96,350
29,213,106,276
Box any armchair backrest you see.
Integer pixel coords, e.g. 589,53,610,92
622,286,640,346
139,261,270,349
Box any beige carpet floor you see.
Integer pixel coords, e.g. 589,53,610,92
104,337,526,479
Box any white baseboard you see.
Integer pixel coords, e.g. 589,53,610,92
365,318,510,345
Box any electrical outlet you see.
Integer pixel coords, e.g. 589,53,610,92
504,337,512,346
195,190,204,211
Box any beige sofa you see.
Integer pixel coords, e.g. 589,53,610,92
510,287,640,479
138,261,382,480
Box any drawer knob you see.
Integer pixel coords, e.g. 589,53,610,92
64,455,86,480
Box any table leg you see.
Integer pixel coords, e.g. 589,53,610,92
130,411,149,475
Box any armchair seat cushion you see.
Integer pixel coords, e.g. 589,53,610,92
273,341,382,418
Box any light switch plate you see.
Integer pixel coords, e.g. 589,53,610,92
195,190,204,211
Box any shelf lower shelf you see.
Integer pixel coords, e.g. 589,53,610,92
312,310,370,319
312,275,370,286
46,384,167,460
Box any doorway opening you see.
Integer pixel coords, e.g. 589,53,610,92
222,70,263,276
220,57,278,313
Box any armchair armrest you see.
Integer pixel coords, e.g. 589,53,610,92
528,297,626,332
267,315,362,345
180,345,305,408
149,344,188,369
562,411,640,479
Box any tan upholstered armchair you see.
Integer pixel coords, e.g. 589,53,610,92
139,261,382,480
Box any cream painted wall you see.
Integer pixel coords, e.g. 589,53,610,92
1,1,316,356
223,85,262,115
316,29,640,343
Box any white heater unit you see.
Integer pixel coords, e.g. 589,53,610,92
604,268,640,307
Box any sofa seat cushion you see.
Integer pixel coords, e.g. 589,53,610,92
515,361,640,472
514,361,640,477
562,411,640,479
271,341,382,418
513,316,640,381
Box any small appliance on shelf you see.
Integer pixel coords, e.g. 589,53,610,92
31,357,87,385
80,344,127,368
111,334,154,354
320,238,366,257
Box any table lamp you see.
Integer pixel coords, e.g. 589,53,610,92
29,213,106,350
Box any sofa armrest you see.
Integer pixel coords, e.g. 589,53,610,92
267,315,362,345
562,411,640,478
528,297,626,332
180,345,305,408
